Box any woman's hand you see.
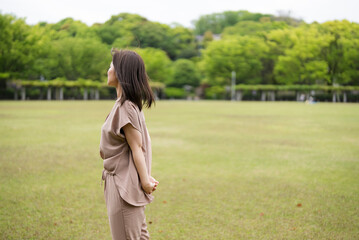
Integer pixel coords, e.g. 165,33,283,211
142,176,159,194
142,181,155,194
150,176,159,192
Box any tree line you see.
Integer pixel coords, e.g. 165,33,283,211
0,10,358,100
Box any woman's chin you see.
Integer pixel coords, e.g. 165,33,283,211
107,81,115,87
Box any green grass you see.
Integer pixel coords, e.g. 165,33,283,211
0,100,358,239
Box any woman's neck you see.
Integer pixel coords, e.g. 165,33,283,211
116,84,122,100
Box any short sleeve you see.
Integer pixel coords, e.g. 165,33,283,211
114,100,142,138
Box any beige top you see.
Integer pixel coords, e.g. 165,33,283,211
99,98,154,206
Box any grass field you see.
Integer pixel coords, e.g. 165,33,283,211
0,100,358,240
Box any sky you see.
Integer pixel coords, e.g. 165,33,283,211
0,0,357,28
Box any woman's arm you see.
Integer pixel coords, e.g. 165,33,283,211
123,123,155,194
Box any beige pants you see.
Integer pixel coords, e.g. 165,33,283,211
103,172,150,240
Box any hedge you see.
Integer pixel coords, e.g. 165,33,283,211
234,84,359,92
8,78,165,90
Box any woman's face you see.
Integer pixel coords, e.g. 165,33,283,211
107,62,117,87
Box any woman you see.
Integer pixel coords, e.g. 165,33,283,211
99,48,159,240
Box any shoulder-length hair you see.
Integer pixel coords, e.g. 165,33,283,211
111,48,155,111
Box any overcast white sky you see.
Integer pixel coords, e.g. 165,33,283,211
0,0,357,28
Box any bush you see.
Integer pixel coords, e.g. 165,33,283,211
168,59,200,88
205,86,226,99
164,87,186,99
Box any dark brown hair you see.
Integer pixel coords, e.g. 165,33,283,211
111,48,155,111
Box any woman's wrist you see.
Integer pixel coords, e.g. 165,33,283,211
141,178,151,188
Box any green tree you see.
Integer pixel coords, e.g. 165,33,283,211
340,37,359,85
131,21,176,59
0,13,40,79
93,13,145,45
201,35,269,85
133,47,173,84
221,21,289,84
168,59,200,87
193,10,273,35
201,30,214,48
320,20,359,85
23,23,55,79
273,24,333,85
222,21,288,37
47,18,98,40
170,25,198,59
45,37,110,80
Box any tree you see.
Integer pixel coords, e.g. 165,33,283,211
93,13,145,45
201,35,269,85
340,37,359,85
222,21,288,37
133,47,173,84
320,20,359,85
170,26,198,59
0,13,37,79
273,24,333,85
193,10,274,35
131,22,176,59
168,59,200,87
47,18,98,40
44,37,110,80
23,23,55,79
202,30,214,48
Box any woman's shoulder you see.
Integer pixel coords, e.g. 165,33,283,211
116,99,140,113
